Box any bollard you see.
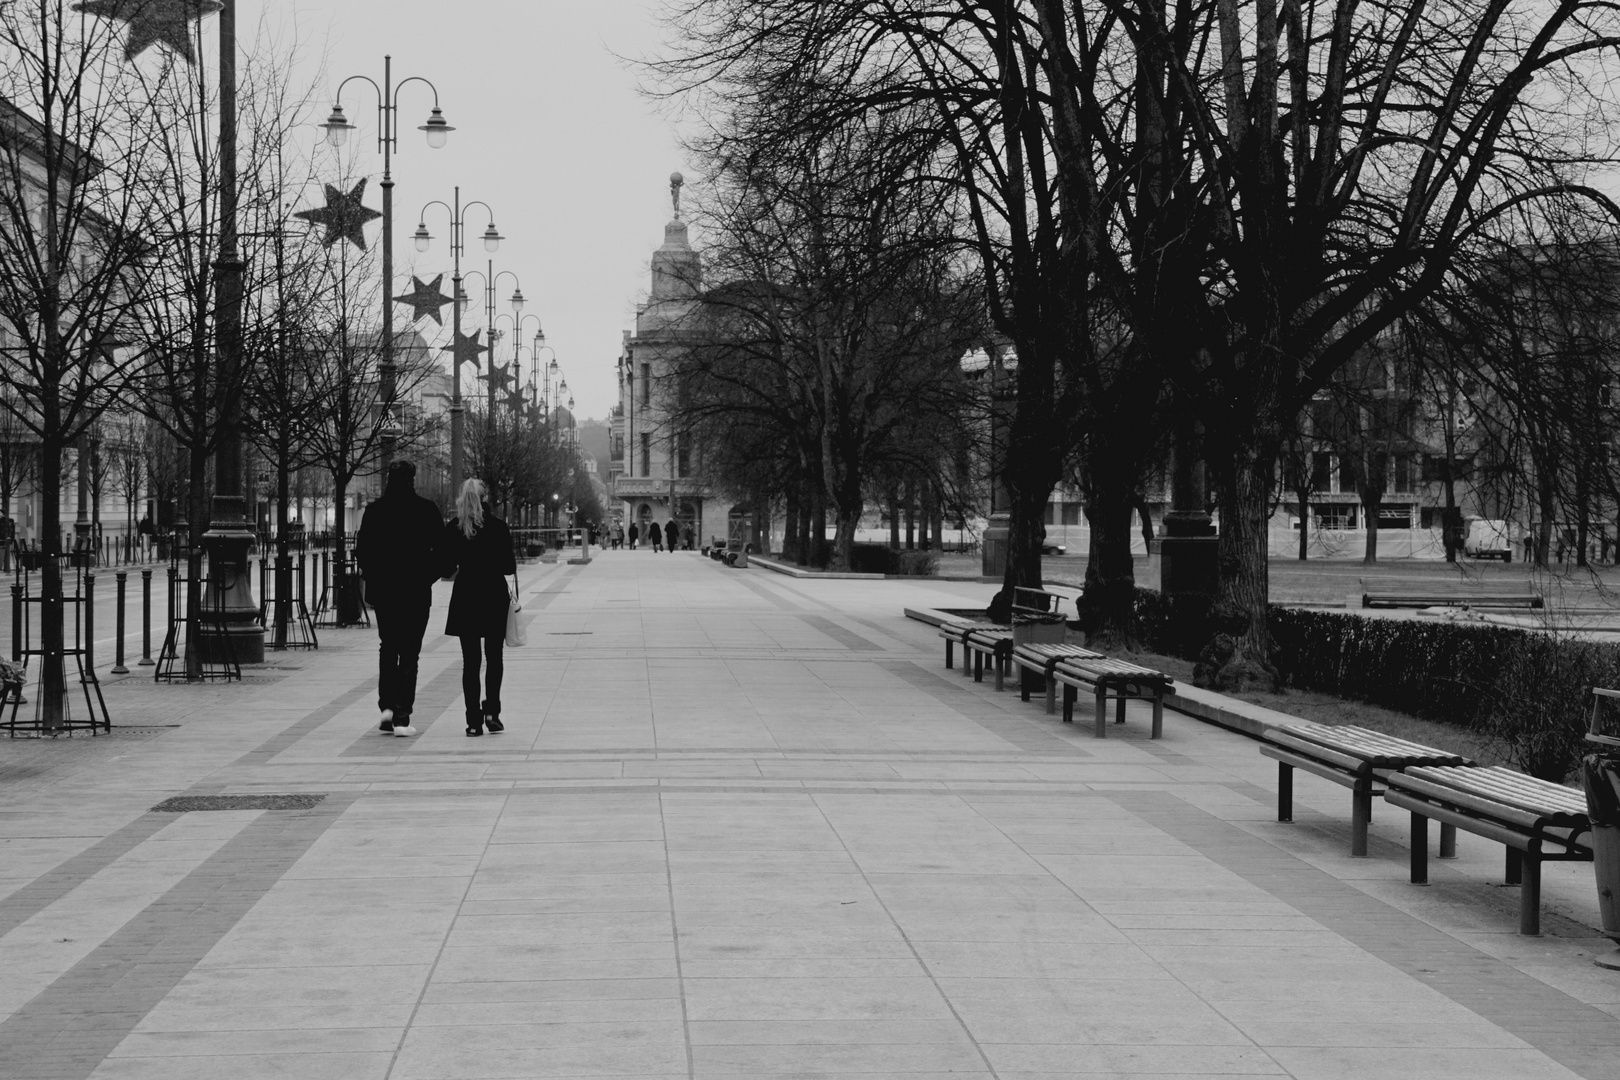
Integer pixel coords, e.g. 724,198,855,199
83,571,95,681
10,581,20,663
112,570,129,673
138,568,154,665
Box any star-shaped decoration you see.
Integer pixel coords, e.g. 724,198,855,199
505,385,527,412
392,274,453,325
478,362,514,392
293,180,382,251
439,329,487,369
73,0,222,64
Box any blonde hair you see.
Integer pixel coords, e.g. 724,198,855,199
457,479,486,538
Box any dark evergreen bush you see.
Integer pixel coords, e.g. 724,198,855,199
1132,586,1610,781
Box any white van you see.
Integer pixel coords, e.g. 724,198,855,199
1464,519,1515,561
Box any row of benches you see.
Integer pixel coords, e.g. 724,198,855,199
936,589,1173,741
1262,721,1591,935
936,592,1589,937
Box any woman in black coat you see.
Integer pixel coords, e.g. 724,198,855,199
648,520,663,552
445,479,517,737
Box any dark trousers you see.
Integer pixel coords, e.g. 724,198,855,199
375,603,431,719
460,634,504,717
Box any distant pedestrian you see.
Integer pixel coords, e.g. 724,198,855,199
665,519,680,552
629,522,639,550
445,479,517,738
648,521,663,552
356,460,449,737
614,522,625,550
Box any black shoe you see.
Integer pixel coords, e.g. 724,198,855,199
483,701,504,733
378,709,395,732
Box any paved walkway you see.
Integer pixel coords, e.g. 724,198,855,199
1,550,1618,1080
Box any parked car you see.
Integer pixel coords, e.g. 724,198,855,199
1464,519,1514,561
1041,540,1067,556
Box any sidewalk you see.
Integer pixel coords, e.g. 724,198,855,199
1,549,1618,1079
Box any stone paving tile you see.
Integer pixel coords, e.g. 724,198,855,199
2,554,1618,1080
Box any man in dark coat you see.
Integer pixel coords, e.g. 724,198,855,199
356,461,448,736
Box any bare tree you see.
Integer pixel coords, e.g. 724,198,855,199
0,4,183,725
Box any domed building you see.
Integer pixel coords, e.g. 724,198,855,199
609,175,719,546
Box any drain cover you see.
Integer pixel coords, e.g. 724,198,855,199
152,793,326,812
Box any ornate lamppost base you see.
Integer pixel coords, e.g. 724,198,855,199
199,497,265,665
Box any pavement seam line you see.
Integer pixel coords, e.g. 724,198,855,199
658,790,698,1080
806,790,1004,1079
382,793,499,1080
956,787,1295,1078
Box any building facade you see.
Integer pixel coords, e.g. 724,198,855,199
610,177,720,545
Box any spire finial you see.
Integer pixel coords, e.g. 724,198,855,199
670,172,684,220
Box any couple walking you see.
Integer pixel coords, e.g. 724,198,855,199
356,463,518,740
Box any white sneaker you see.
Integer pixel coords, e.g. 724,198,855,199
378,709,395,733
391,723,417,737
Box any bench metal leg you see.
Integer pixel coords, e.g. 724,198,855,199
1044,675,1056,715
993,655,1005,692
1019,667,1031,702
1351,787,1372,857
945,641,953,669
1115,694,1127,724
1094,689,1108,738
1505,847,1522,886
973,650,983,683
1278,761,1293,823
1439,823,1457,859
1520,850,1542,936
1409,812,1429,884
1061,685,1075,723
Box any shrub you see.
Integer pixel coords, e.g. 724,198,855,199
1134,586,1609,781
895,551,938,577
847,544,896,574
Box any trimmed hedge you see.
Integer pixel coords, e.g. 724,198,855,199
846,544,938,576
1133,587,1611,781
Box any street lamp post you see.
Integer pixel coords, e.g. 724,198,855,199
320,56,451,472
414,191,501,495
468,266,524,419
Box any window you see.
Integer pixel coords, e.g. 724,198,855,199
612,436,623,461
1338,454,1358,494
640,433,650,475
1377,506,1411,530
1393,454,1411,492
1316,506,1358,530
1043,501,1056,525
640,363,650,406
1061,503,1082,526
1311,452,1332,493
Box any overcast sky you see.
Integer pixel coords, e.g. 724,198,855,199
232,0,693,422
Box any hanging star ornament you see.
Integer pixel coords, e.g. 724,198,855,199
478,362,515,392
73,0,222,64
392,274,453,325
293,180,382,251
439,329,487,369
505,385,527,412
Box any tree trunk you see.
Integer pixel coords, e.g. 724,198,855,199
1200,443,1278,691
783,483,801,563
904,480,915,550
184,444,208,681
38,431,64,730
887,487,900,549
1077,480,1137,647
1294,488,1310,559
1362,490,1382,564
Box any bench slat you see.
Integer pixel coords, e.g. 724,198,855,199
1395,766,1587,824
1268,722,1469,768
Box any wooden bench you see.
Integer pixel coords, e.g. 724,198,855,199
1052,656,1173,739
964,627,1016,689
1356,576,1543,609
1379,765,1592,935
938,621,1002,673
1260,723,1472,856
1011,643,1103,714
